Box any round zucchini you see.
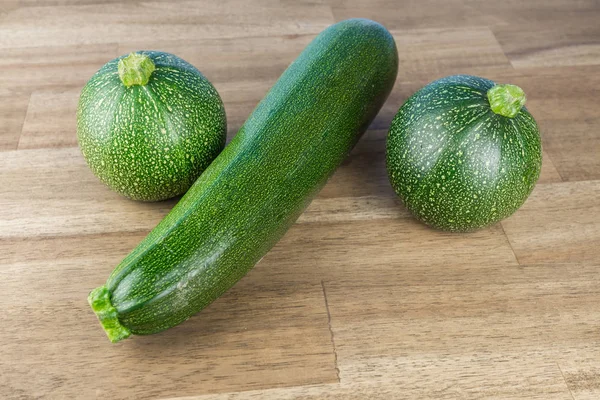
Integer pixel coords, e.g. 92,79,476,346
386,74,542,232
77,51,227,201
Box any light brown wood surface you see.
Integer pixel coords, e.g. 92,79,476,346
1,1,600,399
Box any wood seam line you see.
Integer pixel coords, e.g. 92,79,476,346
487,27,517,70
326,5,336,24
321,280,341,383
556,362,576,400
545,152,567,182
15,92,33,151
498,222,522,266
553,165,567,182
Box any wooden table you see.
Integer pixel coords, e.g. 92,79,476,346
1,1,599,399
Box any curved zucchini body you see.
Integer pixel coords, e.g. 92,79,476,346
89,18,398,342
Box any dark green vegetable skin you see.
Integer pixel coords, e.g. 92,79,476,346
386,75,542,232
77,51,226,201
89,19,398,342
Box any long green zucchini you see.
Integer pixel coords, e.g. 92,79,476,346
89,18,398,342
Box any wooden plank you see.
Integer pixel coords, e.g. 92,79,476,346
507,42,600,69
173,259,600,399
485,2,600,68
465,0,600,23
169,373,573,400
0,232,338,398
0,44,116,150
541,118,600,182
0,89,29,151
0,148,174,238
0,43,118,90
391,27,510,81
129,265,600,400
0,0,18,13
313,258,600,398
330,0,496,30
0,1,334,49
181,383,572,400
18,88,80,149
323,265,600,361
501,180,600,265
261,218,518,288
4,0,128,7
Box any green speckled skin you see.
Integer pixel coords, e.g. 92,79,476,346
90,19,398,340
386,75,542,232
77,51,226,201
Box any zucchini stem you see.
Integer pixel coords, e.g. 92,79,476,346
487,83,526,118
118,52,156,88
88,286,131,343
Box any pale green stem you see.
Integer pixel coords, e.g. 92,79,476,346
487,83,526,118
88,286,131,343
118,52,156,88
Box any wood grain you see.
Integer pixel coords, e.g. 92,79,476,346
1,0,600,399
0,43,118,90
0,2,334,49
392,27,510,80
502,180,600,265
489,2,600,68
0,89,29,150
330,0,497,30
18,88,80,149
